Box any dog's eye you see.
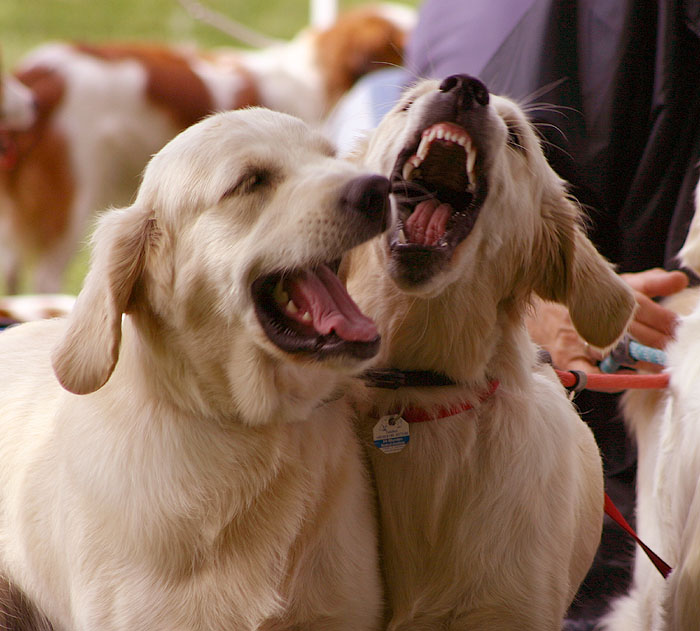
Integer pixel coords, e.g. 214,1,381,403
239,170,270,193
222,169,272,200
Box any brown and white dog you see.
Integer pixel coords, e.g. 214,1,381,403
345,75,636,629
603,187,700,631
0,3,413,294
0,107,389,630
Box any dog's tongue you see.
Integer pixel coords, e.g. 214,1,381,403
405,199,452,245
286,265,378,342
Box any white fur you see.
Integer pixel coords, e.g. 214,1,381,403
0,108,383,630
0,72,36,129
603,185,700,631
346,79,636,629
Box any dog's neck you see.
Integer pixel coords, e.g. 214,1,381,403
122,310,348,426
346,242,535,389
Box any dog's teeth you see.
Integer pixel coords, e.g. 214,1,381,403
273,282,289,305
286,300,299,315
301,311,312,322
467,150,477,186
417,136,430,161
402,161,414,180
436,128,445,140
398,228,407,245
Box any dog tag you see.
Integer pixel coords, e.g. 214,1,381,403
373,415,410,454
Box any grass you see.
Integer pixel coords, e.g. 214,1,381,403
2,0,420,66
1,0,419,293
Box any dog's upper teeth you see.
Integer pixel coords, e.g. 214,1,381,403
286,300,299,315
467,149,477,188
417,136,430,161
402,161,415,180
273,282,289,305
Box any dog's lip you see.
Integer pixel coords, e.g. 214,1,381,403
251,265,380,360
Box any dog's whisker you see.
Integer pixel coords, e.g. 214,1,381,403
518,78,570,107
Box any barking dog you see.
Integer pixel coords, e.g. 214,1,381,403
0,108,389,630
603,188,700,631
345,75,636,629
0,4,413,293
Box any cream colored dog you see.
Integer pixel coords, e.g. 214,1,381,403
0,108,389,630
603,187,700,631
344,75,636,629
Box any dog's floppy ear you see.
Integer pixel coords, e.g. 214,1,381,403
534,195,635,349
52,205,153,395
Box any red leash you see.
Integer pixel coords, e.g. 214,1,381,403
556,368,673,578
555,369,669,392
604,493,672,579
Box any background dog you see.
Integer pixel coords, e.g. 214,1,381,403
345,75,636,629
0,108,390,630
0,3,413,294
603,187,700,631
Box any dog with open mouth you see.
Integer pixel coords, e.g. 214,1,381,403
344,75,636,629
0,108,388,630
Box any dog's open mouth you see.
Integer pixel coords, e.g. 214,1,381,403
252,265,380,360
389,121,488,281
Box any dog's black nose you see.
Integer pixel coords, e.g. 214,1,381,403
439,74,490,108
340,174,390,227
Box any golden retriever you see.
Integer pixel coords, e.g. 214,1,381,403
603,187,700,631
344,75,636,629
0,108,389,630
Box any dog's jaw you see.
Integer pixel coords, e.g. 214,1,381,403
251,265,381,361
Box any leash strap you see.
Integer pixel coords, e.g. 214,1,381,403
600,336,667,373
555,369,669,391
604,492,672,579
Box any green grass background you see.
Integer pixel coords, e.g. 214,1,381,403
3,0,419,66
1,0,419,293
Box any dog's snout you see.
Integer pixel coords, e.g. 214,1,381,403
341,174,390,227
439,74,490,108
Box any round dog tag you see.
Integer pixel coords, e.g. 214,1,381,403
373,414,410,454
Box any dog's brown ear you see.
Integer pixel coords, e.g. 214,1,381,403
52,205,153,395
534,195,635,349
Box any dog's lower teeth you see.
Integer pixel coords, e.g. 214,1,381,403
301,311,312,323
398,228,407,245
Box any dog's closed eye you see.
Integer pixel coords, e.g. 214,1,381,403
221,168,276,200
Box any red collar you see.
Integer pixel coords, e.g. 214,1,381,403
389,379,500,424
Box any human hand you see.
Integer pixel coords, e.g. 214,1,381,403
527,268,688,377
619,268,688,351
